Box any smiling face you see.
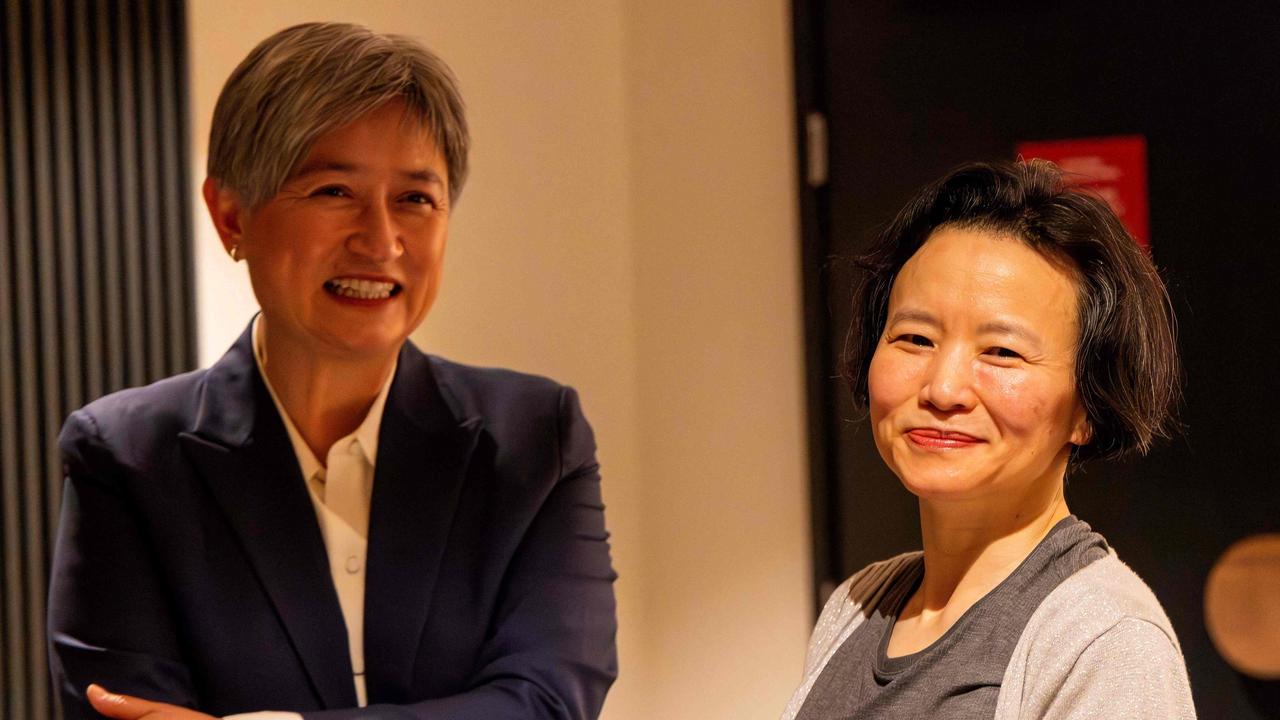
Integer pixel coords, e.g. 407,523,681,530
206,100,450,363
867,226,1091,503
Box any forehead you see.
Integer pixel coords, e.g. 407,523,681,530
302,101,445,169
890,226,1080,336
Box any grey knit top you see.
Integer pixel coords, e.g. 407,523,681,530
794,517,1109,718
781,544,1196,719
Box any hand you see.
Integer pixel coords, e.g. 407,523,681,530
86,684,217,720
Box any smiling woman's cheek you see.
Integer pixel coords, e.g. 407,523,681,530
868,346,923,415
974,366,1065,443
867,345,932,473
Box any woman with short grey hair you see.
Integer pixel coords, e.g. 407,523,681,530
207,22,470,209
49,22,617,720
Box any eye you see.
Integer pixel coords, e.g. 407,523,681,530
985,346,1024,360
891,333,933,348
401,191,439,208
311,185,350,198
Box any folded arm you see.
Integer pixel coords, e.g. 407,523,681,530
49,410,201,719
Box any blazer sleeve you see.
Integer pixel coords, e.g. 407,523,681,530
47,409,200,719
302,385,619,720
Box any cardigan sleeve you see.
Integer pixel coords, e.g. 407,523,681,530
1036,618,1196,720
778,575,858,720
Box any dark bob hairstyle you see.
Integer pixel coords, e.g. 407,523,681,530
843,160,1180,462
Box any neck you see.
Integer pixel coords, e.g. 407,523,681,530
913,463,1071,615
257,318,396,461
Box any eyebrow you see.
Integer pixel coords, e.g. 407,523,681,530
291,160,445,186
886,309,940,328
976,320,1044,348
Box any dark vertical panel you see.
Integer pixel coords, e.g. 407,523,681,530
135,0,165,380
790,0,841,612
44,5,76,715
50,0,78,506
93,0,123,392
71,0,101,401
156,0,192,375
4,2,37,714
114,0,144,389
27,0,57,713
1,1,195,714
0,3,19,711
177,0,196,372
48,8,78,712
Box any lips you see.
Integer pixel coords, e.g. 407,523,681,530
324,276,402,301
905,427,984,449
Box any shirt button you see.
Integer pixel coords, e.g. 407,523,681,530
345,555,362,574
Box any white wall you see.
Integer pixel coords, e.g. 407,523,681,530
622,2,811,715
189,2,808,717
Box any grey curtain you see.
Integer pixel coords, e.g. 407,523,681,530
1,0,194,716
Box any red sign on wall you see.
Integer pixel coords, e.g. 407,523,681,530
1016,135,1149,249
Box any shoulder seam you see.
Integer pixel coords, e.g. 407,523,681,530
72,407,105,442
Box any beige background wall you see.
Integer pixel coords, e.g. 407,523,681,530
189,2,809,717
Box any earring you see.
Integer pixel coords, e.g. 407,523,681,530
230,244,241,261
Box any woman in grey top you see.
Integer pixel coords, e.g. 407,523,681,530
782,161,1195,719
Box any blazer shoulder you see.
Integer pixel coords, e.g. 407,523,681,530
419,353,600,475
60,368,209,467
424,353,573,419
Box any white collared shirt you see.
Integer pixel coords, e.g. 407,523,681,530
225,318,396,719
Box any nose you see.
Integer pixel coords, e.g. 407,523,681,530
347,201,403,262
919,346,977,412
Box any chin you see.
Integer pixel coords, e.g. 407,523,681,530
890,455,991,500
899,478,986,501
320,328,408,359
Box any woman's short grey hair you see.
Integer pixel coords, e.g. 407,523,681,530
208,22,470,208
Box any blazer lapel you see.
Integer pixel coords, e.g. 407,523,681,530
178,325,357,710
363,345,482,701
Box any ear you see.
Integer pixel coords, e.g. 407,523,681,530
1069,403,1093,447
202,177,247,255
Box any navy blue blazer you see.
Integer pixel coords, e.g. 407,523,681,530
48,324,618,719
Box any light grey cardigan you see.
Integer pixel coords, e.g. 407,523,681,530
781,551,1197,719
